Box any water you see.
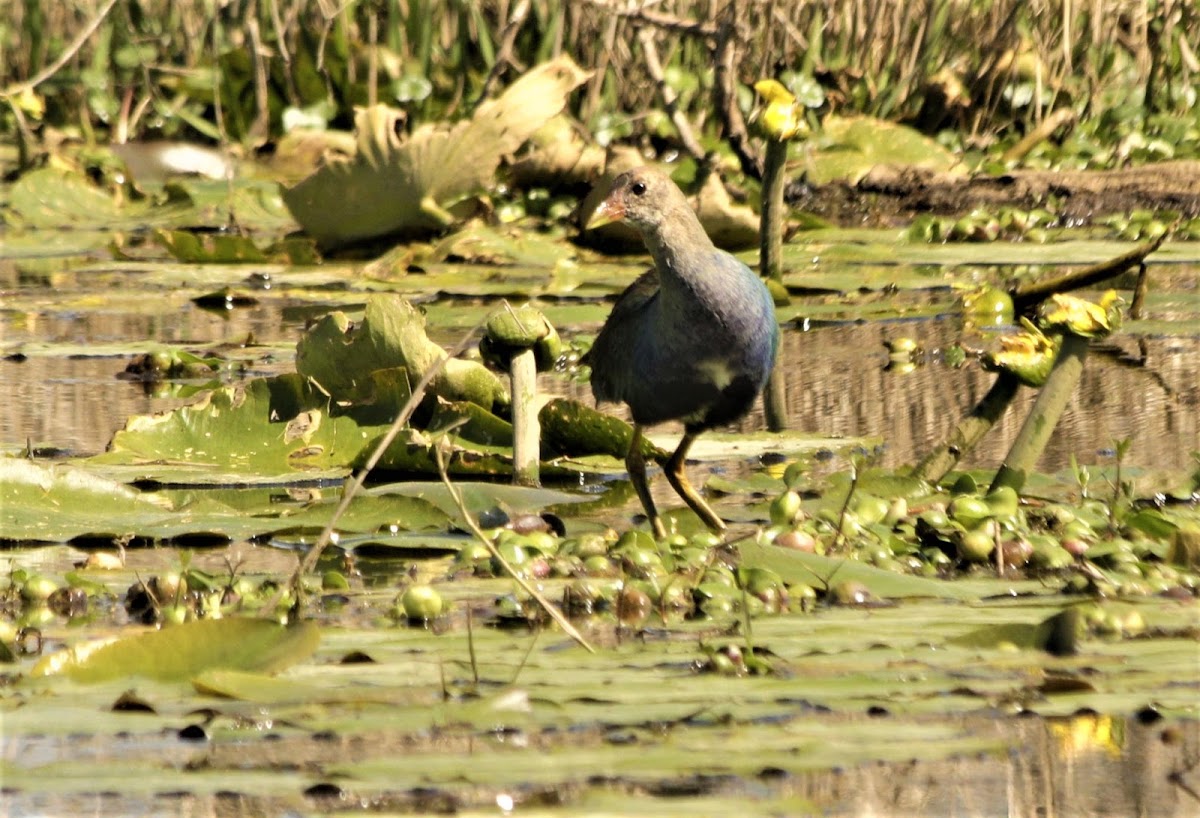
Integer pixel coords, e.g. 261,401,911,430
3,272,1197,478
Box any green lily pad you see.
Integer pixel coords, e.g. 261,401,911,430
738,542,982,600
30,617,320,683
155,229,320,264
0,458,175,543
296,294,508,411
282,58,591,248
5,167,193,230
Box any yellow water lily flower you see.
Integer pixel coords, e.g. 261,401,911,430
1038,290,1124,338
752,79,807,142
982,318,1060,386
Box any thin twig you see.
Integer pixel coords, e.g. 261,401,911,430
434,442,595,653
714,19,764,180
466,605,479,686
636,26,706,160
473,0,531,108
830,458,861,552
0,0,122,99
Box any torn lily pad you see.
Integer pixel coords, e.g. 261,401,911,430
282,57,591,249
296,294,508,412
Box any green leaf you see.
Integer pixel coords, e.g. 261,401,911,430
283,57,591,248
0,458,174,542
30,618,320,683
739,542,982,600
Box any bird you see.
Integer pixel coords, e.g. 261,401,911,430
584,166,778,539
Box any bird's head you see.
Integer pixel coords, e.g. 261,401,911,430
586,167,680,233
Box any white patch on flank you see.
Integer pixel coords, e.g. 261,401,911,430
697,359,734,390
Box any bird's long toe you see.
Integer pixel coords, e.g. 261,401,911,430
665,434,726,534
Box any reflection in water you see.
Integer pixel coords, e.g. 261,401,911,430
2,298,1198,477
800,715,1199,818
4,715,1196,817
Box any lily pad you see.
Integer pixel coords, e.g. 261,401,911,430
5,167,193,231
0,458,174,542
282,57,591,248
738,542,982,600
155,228,319,264
295,294,508,411
30,617,320,683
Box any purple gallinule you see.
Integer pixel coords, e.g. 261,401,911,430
585,167,778,538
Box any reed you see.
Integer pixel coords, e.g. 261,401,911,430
0,1,1193,151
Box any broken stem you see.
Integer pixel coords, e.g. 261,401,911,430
760,138,788,283
510,348,540,486
989,334,1090,495
1130,261,1150,320
1011,235,1164,311
912,372,1022,484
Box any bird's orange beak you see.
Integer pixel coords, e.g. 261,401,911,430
586,195,625,230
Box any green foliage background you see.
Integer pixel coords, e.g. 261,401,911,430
1,0,1196,161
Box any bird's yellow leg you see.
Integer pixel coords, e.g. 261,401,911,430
626,424,667,540
665,432,727,534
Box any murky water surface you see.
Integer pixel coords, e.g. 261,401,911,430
3,263,1197,478
2,247,1198,818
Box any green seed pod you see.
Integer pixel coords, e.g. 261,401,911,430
696,590,737,617
612,530,656,554
321,570,350,591
659,582,693,612
949,495,992,529
621,550,668,579
20,575,59,603
790,583,818,612
963,287,1015,325
919,505,951,529
852,495,890,527
830,580,872,606
400,585,444,621
774,529,818,553
582,555,617,576
883,497,909,527
689,531,724,549
491,541,530,577
984,486,1020,518
770,490,803,527
741,567,784,597
523,530,560,555
956,528,995,562
564,533,611,559
701,565,737,587
160,603,190,626
1030,539,1074,570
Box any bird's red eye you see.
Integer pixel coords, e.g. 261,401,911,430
630,181,647,196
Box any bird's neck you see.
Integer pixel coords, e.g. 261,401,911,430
644,214,716,285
